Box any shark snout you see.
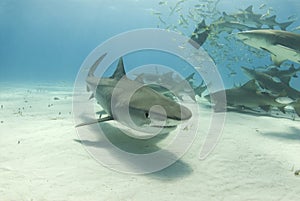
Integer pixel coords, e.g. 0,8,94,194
241,66,254,77
149,104,192,121
178,105,193,121
164,104,192,123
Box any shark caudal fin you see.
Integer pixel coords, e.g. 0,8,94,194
111,57,126,80
86,53,108,92
279,21,294,30
189,19,210,48
88,53,108,77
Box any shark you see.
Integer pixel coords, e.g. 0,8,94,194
260,15,294,30
204,79,289,114
189,19,255,48
222,6,294,30
237,29,300,66
77,53,192,131
241,66,300,100
209,20,256,34
222,6,263,28
135,71,199,101
263,64,300,84
189,19,210,49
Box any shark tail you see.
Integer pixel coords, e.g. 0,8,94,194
279,21,294,30
189,20,210,48
88,53,108,77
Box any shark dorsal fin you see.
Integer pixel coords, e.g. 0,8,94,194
111,57,126,80
185,72,195,82
245,5,253,13
241,79,258,91
267,15,276,20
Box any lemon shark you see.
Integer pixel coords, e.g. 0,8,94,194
205,80,289,114
76,53,192,130
236,29,300,66
263,64,300,84
241,66,300,100
222,6,294,30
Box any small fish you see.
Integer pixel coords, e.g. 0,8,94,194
158,16,166,24
152,11,162,15
228,72,237,77
175,7,182,13
195,4,204,8
180,14,189,25
276,97,295,105
288,15,297,20
159,1,167,5
292,26,300,31
259,4,266,9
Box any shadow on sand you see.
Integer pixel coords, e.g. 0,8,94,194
224,107,299,121
261,126,300,140
74,121,193,180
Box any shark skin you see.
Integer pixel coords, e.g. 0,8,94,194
205,80,287,114
222,6,263,28
241,66,300,100
77,53,192,131
237,29,300,66
209,21,256,34
223,6,294,30
263,64,300,84
260,15,294,30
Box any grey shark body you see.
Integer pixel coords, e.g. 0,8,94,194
222,6,263,28
241,66,300,100
222,6,293,30
237,29,300,66
205,80,287,113
260,15,294,30
264,64,300,83
209,21,256,34
79,53,192,131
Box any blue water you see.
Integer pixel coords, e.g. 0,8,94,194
1,0,300,88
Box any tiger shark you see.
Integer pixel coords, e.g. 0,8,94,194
236,29,300,66
76,53,192,131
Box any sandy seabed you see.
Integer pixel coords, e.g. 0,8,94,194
0,82,299,201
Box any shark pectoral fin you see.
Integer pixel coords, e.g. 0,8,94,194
260,47,276,56
75,116,113,127
89,93,95,100
259,105,271,112
271,54,285,66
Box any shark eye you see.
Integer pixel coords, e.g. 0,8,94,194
145,112,149,118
